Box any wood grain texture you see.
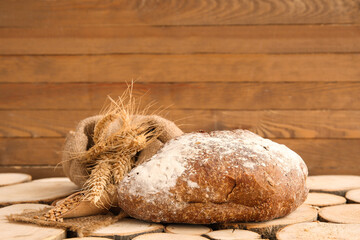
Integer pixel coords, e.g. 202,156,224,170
216,110,360,139
1,25,359,55
276,139,360,175
307,175,360,195
165,224,212,235
0,110,97,137
132,233,208,240
2,110,360,139
0,173,32,187
319,204,360,224
205,229,261,240
218,205,318,239
1,82,360,110
0,0,359,27
0,178,78,206
277,222,360,240
0,138,63,165
91,218,164,239
1,138,360,175
1,54,360,83
0,166,65,179
1,0,359,179
304,192,347,207
346,189,360,203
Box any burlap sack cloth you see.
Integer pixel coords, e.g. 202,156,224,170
8,114,183,236
63,114,183,189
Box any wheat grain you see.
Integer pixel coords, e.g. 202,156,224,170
43,193,83,222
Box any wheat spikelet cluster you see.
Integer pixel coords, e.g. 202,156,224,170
44,85,162,221
85,161,112,205
82,98,161,207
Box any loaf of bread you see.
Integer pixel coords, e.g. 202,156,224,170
118,130,308,224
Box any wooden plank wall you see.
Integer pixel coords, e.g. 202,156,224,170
0,0,360,178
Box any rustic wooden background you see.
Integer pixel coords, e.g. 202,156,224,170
0,0,360,178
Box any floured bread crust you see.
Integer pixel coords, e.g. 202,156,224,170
118,130,308,224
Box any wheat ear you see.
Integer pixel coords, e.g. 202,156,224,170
93,113,117,144
84,160,112,206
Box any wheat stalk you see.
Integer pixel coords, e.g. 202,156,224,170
80,84,162,207
47,82,163,221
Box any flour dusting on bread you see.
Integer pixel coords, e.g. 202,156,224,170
122,130,305,199
118,129,308,224
125,133,203,197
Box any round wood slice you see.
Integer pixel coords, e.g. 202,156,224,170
0,203,49,222
0,173,32,187
304,192,346,207
217,204,318,239
91,218,164,239
204,229,261,240
33,177,72,183
0,203,65,240
0,221,66,240
319,204,360,224
132,233,208,240
307,175,360,196
0,179,78,206
165,224,211,235
276,222,360,240
346,188,360,203
66,238,111,239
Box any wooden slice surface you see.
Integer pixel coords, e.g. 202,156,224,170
91,218,164,239
165,224,211,235
0,203,49,222
133,233,208,240
33,177,72,183
218,204,318,239
319,204,360,224
0,203,65,240
304,192,346,207
307,175,360,196
66,238,111,239
276,222,360,240
0,173,32,187
0,179,78,206
346,188,360,203
204,229,261,240
0,222,66,240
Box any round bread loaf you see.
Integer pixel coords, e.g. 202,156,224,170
118,130,308,224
